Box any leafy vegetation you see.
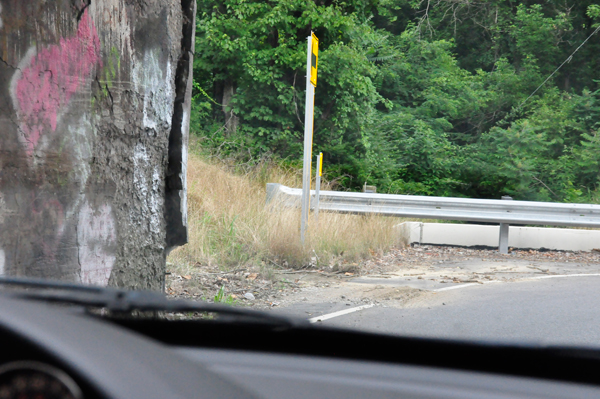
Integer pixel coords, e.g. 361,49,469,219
192,0,600,203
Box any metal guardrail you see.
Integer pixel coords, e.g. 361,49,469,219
266,183,600,253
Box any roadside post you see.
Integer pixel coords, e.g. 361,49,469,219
314,152,323,223
499,195,513,254
301,32,318,244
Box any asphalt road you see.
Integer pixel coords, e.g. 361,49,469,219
284,276,600,347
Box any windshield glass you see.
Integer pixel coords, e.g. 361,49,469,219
2,0,600,348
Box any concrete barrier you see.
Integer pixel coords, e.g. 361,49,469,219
0,0,195,289
397,222,600,252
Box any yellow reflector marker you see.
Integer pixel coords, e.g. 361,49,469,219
319,152,323,177
310,32,319,87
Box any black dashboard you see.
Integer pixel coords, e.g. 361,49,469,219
1,292,600,399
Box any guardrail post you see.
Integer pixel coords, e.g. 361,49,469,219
266,183,280,205
498,195,513,254
314,153,322,223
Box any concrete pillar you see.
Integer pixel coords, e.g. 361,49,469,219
0,0,195,290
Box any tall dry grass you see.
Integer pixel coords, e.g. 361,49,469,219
167,152,402,273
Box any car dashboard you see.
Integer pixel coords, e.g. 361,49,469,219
1,292,599,399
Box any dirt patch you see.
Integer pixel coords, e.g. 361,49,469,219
166,245,600,309
165,265,363,308
359,245,600,275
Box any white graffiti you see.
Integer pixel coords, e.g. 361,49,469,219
0,249,5,276
77,201,117,286
133,144,163,244
132,49,174,130
133,143,149,188
0,194,7,225
58,115,96,235
9,47,37,154
150,166,161,233
181,111,189,228
66,115,94,188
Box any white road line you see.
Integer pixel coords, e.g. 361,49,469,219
434,281,503,292
528,273,600,280
309,304,375,323
434,273,600,292
434,283,479,292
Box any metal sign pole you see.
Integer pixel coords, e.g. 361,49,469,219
300,34,315,244
314,152,322,223
300,33,318,244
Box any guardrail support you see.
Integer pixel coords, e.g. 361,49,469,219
499,223,509,254
498,196,513,254
314,153,322,223
266,183,279,205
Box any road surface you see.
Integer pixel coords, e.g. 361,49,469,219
278,276,600,347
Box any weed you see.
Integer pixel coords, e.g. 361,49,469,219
213,285,237,305
168,148,410,273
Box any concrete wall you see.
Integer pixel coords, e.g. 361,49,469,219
397,222,600,252
0,0,195,289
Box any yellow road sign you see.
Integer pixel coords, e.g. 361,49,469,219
310,32,319,87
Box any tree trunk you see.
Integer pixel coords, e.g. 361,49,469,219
222,79,238,136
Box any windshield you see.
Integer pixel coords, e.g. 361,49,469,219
2,0,600,348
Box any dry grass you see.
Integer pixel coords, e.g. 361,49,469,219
167,152,403,273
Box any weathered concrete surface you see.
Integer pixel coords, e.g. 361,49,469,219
0,0,195,289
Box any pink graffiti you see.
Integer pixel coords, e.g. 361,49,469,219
15,9,101,154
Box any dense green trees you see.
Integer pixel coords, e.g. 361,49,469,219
192,0,600,203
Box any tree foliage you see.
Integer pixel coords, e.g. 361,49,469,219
192,0,600,203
